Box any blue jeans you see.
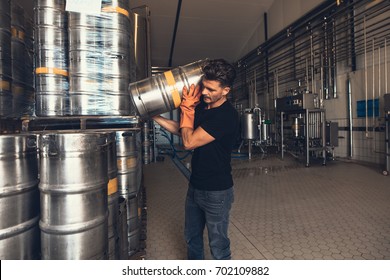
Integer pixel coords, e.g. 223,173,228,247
184,186,234,260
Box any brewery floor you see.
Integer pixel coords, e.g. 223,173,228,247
141,151,390,260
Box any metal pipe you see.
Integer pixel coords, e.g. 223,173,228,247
332,19,337,98
364,16,369,138
347,77,353,158
168,0,182,67
385,38,388,93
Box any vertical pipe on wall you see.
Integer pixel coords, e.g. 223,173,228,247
385,38,388,93
347,77,353,158
349,0,357,72
310,33,315,94
364,16,369,137
332,19,337,98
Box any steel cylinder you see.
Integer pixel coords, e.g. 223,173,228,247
0,76,13,117
0,134,40,260
105,131,119,260
0,0,11,30
127,195,140,256
39,131,109,260
129,59,206,119
0,29,12,78
116,130,141,199
34,0,69,116
241,112,259,140
118,196,129,259
68,5,131,116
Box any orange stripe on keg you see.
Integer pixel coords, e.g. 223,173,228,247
164,71,181,108
35,67,69,77
11,27,25,40
108,177,118,195
102,6,130,18
0,80,10,91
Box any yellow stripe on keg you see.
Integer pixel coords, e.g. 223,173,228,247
35,67,69,77
164,71,181,108
108,177,118,195
11,27,25,40
102,6,130,18
0,80,10,91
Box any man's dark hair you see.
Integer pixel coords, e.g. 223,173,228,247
202,59,236,88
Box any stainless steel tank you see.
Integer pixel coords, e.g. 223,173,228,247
34,0,69,116
39,131,109,260
131,7,150,81
129,59,206,119
116,130,141,199
241,111,259,140
0,134,40,260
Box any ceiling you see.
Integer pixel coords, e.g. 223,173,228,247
129,0,275,68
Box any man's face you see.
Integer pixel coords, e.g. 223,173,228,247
201,79,230,108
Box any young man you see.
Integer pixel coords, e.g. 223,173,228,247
153,59,239,260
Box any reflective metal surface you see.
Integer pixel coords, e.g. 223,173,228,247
0,74,12,115
127,195,140,256
39,131,109,260
118,196,128,259
34,0,69,116
116,130,141,199
129,59,206,119
0,0,11,30
68,4,131,116
0,30,12,78
241,112,259,140
106,131,119,260
0,134,40,260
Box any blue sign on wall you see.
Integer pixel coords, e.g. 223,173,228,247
357,98,379,117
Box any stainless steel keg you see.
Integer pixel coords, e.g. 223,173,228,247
39,131,109,260
34,0,66,10
129,59,206,119
68,5,131,116
34,6,67,27
116,130,140,199
0,30,12,78
127,195,140,256
34,0,69,117
117,196,128,259
0,0,11,30
105,131,119,260
0,76,12,117
0,134,40,260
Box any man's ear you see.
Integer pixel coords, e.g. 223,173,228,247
222,87,231,96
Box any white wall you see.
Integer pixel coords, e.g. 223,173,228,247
238,0,326,59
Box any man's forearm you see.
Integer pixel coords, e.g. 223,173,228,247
152,115,181,136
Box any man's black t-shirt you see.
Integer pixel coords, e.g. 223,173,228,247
190,100,239,191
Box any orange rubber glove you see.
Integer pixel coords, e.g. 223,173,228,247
179,84,201,130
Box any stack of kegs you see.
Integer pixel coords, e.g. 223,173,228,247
116,129,142,256
11,3,34,117
39,131,109,259
68,0,131,115
34,0,69,116
0,134,40,259
0,0,12,117
24,18,34,91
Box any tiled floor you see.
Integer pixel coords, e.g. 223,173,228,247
142,153,390,260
